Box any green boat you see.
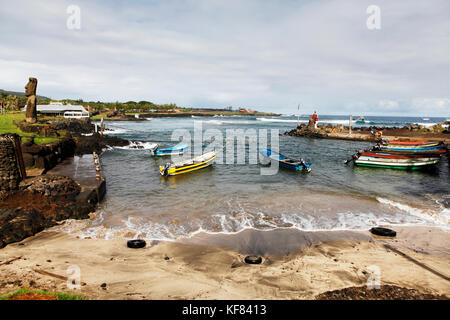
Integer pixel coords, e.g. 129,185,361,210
354,156,440,170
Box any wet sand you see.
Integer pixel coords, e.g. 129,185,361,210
0,226,448,300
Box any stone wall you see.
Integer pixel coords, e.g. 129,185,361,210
0,135,21,191
21,138,76,171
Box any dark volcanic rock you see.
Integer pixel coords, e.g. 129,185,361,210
21,138,76,170
0,190,94,248
74,133,129,155
315,285,448,300
0,208,44,247
52,119,94,134
25,175,81,200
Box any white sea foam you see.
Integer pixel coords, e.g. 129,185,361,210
376,197,449,230
257,118,304,123
114,141,158,150
49,195,450,241
104,128,129,134
414,122,438,127
202,119,255,125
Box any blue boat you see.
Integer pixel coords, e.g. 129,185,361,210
382,145,446,153
150,144,189,156
259,149,311,172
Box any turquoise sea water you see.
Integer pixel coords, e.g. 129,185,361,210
58,115,449,240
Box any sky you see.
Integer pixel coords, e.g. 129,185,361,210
0,0,449,116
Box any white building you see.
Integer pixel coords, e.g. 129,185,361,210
23,104,90,118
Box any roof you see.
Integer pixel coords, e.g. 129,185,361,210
23,104,88,113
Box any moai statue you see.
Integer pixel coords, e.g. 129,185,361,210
13,95,19,111
25,77,38,123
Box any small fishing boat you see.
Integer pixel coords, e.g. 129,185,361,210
369,143,447,156
160,151,216,176
355,116,366,124
383,140,437,146
380,144,446,153
358,152,440,162
354,152,440,170
150,144,189,156
259,149,311,172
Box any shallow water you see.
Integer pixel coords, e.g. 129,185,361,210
56,116,450,240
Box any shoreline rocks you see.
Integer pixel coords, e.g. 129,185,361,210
0,176,94,248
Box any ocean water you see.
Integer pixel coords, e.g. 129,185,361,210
56,115,449,240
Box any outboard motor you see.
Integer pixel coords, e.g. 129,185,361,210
150,144,159,156
161,163,170,176
300,159,311,172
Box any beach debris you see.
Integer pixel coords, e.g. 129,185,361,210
127,239,146,249
164,256,170,260
383,244,450,281
370,227,396,237
0,256,22,266
100,283,107,290
244,255,263,265
33,268,87,286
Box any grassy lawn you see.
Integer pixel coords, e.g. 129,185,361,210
0,112,64,144
0,288,84,300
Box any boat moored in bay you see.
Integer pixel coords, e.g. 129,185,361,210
160,151,216,176
150,144,189,156
259,149,311,172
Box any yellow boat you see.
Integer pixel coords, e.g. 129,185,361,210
160,151,216,176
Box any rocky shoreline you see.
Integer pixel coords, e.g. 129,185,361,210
0,119,130,248
0,176,95,248
285,123,450,143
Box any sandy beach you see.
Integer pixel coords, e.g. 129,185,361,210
0,226,448,300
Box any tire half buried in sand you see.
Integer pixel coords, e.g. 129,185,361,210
127,239,146,248
244,255,263,264
370,227,396,237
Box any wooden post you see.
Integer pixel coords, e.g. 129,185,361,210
297,104,300,128
100,117,104,136
349,115,352,135
12,134,26,180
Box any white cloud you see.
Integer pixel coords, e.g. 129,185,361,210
0,0,449,115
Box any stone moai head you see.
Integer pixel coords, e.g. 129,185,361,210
25,77,38,96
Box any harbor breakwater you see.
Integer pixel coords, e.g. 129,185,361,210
285,123,450,144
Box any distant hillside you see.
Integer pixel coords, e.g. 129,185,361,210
0,89,50,100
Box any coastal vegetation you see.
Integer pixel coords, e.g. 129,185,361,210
0,112,64,144
0,288,84,300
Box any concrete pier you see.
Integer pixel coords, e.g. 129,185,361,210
46,154,106,205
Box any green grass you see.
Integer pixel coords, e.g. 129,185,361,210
0,288,85,300
0,112,65,145
33,137,61,144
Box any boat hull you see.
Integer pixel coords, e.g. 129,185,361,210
359,152,440,162
380,146,447,153
355,158,440,170
160,151,216,176
385,140,437,146
151,144,189,157
259,149,311,172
